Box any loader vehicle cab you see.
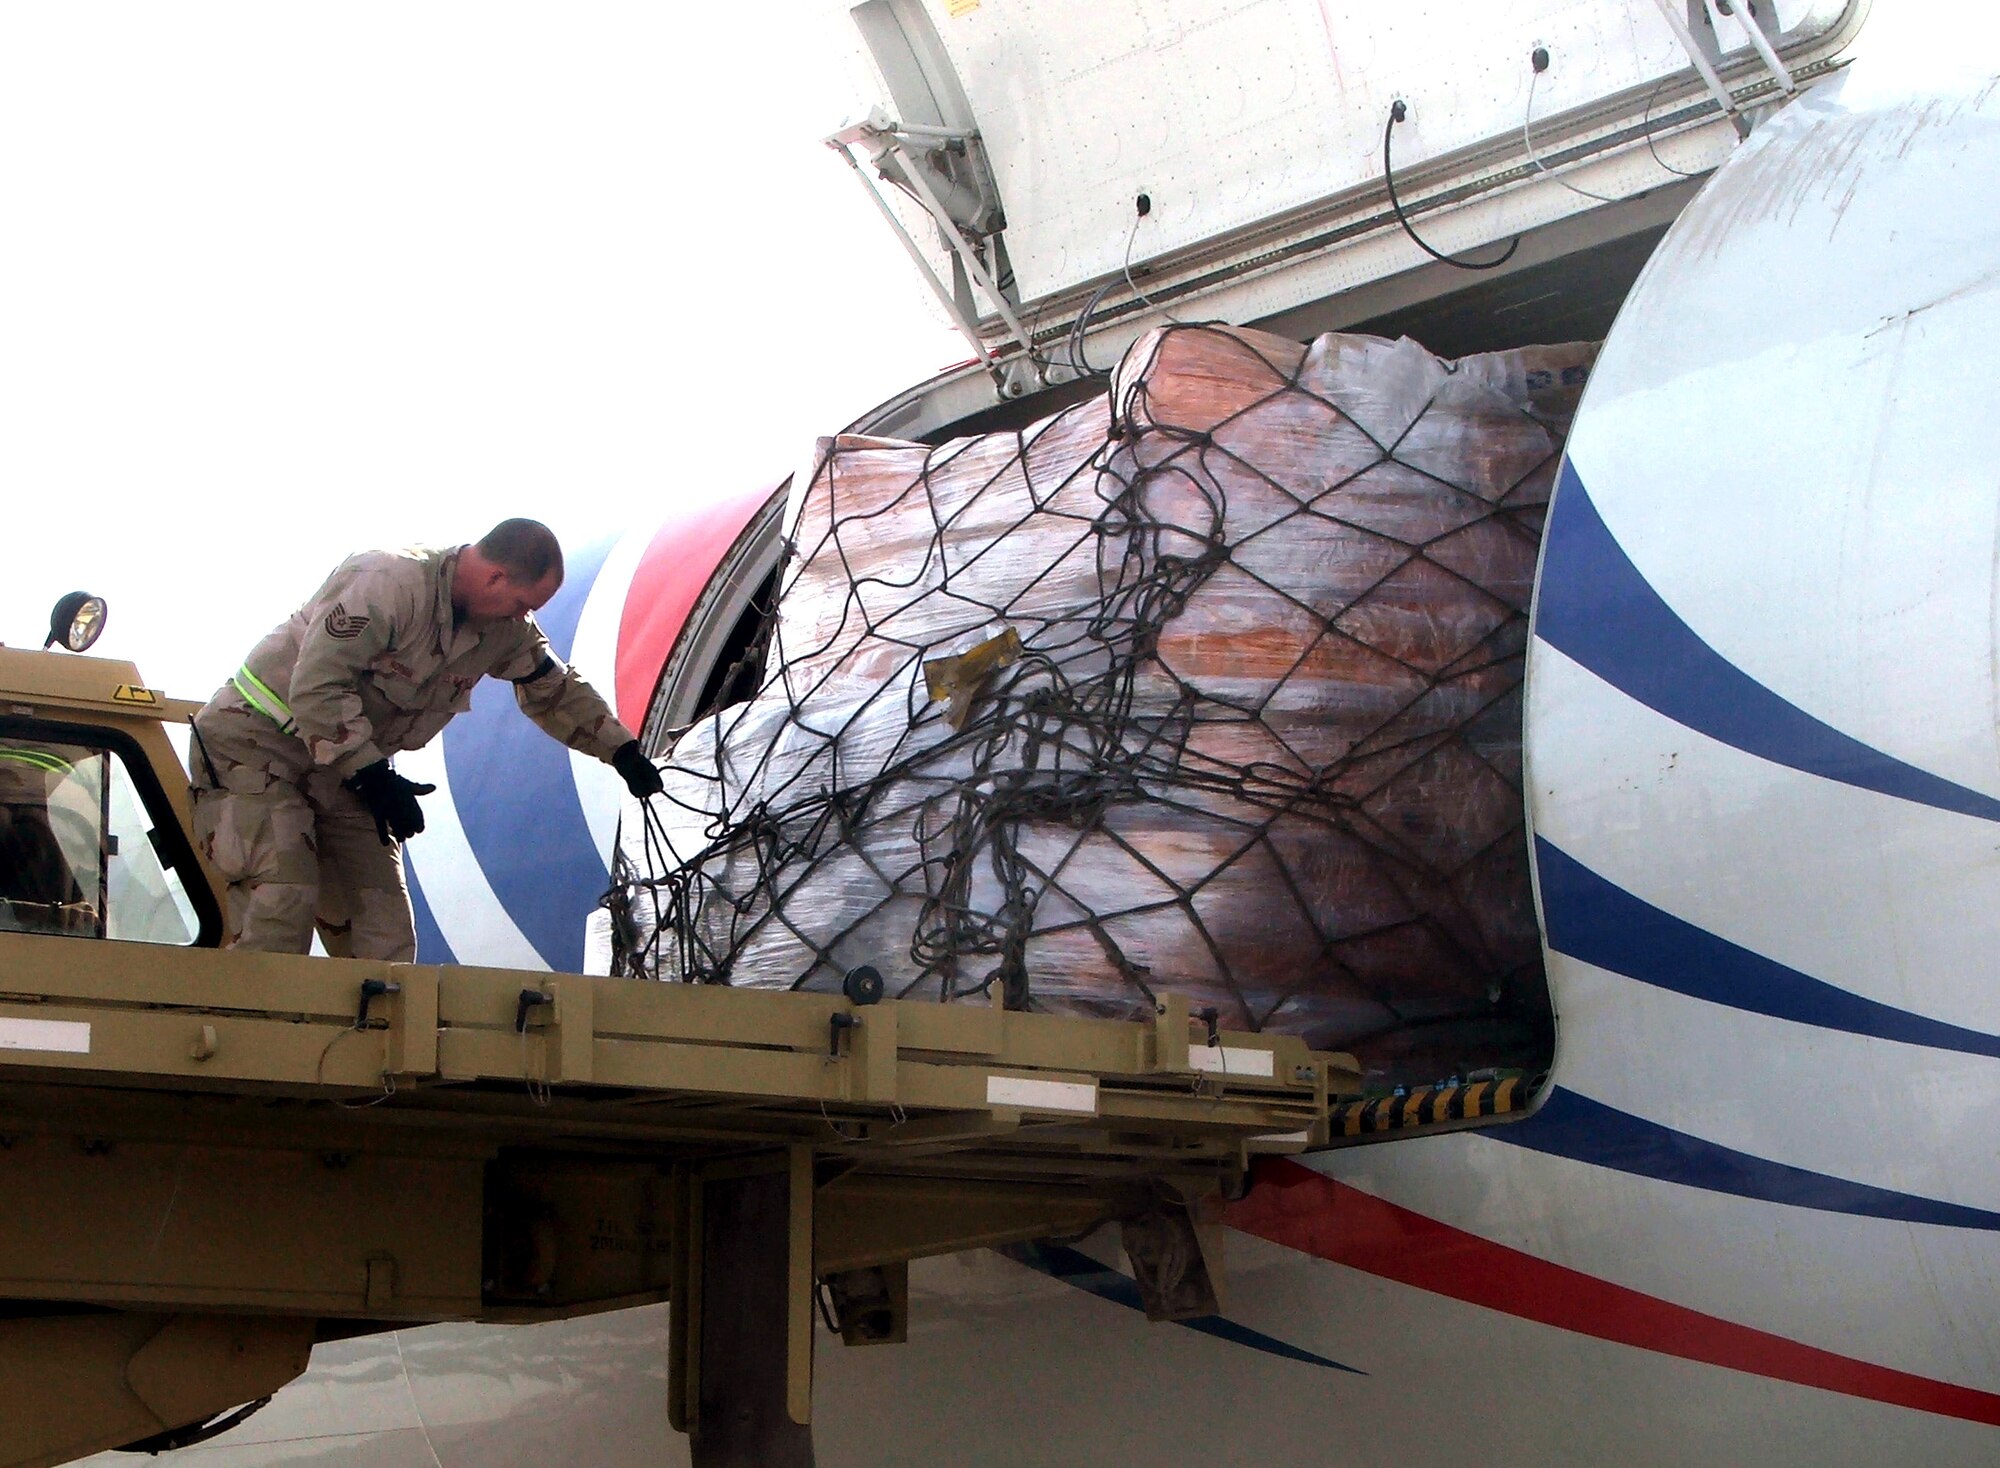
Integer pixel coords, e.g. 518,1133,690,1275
0,629,222,949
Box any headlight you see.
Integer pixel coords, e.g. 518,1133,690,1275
45,591,108,653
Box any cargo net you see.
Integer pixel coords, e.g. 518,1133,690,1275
621,323,1595,1083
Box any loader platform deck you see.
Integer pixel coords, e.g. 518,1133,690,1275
0,926,1356,1318
0,932,1349,1189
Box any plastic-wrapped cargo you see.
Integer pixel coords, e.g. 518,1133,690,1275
624,322,1594,1079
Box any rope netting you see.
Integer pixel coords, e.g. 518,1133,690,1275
622,321,1594,1082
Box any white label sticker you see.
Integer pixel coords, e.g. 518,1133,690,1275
987,1075,1098,1114
1189,1044,1275,1077
0,1018,91,1055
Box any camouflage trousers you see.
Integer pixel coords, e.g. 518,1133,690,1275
188,701,415,962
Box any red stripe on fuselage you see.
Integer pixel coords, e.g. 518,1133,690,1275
1228,1159,2000,1425
614,485,779,727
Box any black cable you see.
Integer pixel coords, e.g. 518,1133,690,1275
1643,77,1707,180
187,714,224,789
1067,279,1118,379
1382,101,1519,271
1120,212,1183,324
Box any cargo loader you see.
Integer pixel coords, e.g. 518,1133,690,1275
0,640,1366,1468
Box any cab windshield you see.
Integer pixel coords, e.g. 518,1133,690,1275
0,736,201,944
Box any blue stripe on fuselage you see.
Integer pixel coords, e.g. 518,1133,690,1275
1001,1242,1363,1372
1498,1087,2000,1231
442,539,614,971
405,855,457,965
1535,837,2000,1058
1534,460,2000,824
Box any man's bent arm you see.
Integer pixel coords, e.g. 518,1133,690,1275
503,631,636,761
289,570,401,776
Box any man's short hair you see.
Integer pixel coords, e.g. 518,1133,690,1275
477,519,564,586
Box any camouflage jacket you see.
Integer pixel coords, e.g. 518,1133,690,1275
199,546,634,777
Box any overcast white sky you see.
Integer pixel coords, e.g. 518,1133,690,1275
0,3,959,697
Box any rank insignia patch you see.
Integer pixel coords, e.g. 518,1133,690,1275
325,603,372,640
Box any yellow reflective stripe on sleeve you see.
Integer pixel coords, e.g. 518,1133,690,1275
0,749,74,776
230,665,298,736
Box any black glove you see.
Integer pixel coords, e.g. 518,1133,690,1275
611,739,663,799
343,759,436,846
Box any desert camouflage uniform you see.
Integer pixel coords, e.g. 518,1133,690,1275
189,546,635,961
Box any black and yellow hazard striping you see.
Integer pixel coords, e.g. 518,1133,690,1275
1330,1073,1540,1136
